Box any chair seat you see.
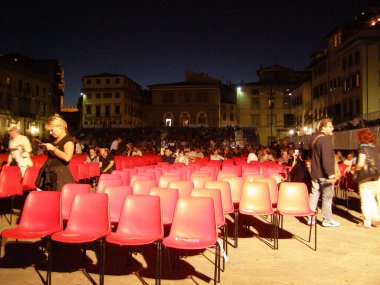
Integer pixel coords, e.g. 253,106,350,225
2,228,59,239
52,231,107,243
163,236,216,250
240,208,274,216
278,209,314,216
106,233,160,246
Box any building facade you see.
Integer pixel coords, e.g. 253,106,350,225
148,70,237,127
236,65,311,146
0,54,62,138
308,7,380,127
81,73,145,128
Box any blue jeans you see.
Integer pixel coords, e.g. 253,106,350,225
309,178,334,222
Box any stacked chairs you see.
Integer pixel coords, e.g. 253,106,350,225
106,195,163,285
0,166,23,224
163,197,221,285
49,193,111,285
277,182,317,250
1,191,62,285
239,181,277,249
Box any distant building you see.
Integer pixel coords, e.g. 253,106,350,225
308,6,380,127
0,53,63,137
81,73,145,128
236,65,311,146
148,70,237,127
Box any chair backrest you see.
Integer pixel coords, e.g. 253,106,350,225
168,180,194,197
76,163,90,181
65,192,111,236
132,179,158,195
158,174,182,188
217,171,237,181
221,176,243,204
277,182,313,215
239,182,273,215
22,166,40,191
88,162,100,178
111,170,130,186
0,166,22,197
68,163,79,183
17,191,62,233
254,177,279,206
129,174,152,186
103,185,132,224
97,178,123,193
150,187,179,226
204,181,234,214
191,188,225,228
116,195,163,240
98,173,121,182
61,183,92,220
167,197,217,246
191,175,213,189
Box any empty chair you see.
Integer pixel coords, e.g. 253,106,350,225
88,162,100,179
163,197,220,285
22,166,40,192
217,171,237,181
0,166,23,224
111,170,130,186
221,176,244,248
277,182,317,250
150,187,179,227
168,180,194,197
1,191,62,284
239,182,277,249
76,163,90,182
158,174,181,188
103,185,132,226
97,178,123,193
106,195,163,285
255,177,279,207
50,193,111,285
61,183,92,221
191,175,213,189
132,179,158,195
98,173,121,183
129,174,153,186
68,163,79,183
204,181,234,215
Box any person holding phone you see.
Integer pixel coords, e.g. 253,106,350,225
36,114,74,191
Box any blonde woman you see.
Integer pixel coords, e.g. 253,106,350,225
38,114,74,191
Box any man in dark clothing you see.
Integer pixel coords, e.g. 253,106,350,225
99,146,116,174
308,118,340,227
160,147,175,164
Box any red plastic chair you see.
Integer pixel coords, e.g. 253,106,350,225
76,163,90,182
1,191,62,284
243,173,264,182
220,176,244,248
163,197,220,284
149,187,179,227
97,176,123,192
111,170,130,186
106,195,163,284
168,180,194,197
50,192,111,285
88,162,100,179
132,179,158,195
239,182,277,249
61,183,92,222
0,166,23,224
254,177,279,207
22,166,40,192
204,181,234,215
191,175,213,189
129,174,153,186
158,174,181,188
68,163,79,183
277,182,317,251
103,185,132,226
217,171,237,181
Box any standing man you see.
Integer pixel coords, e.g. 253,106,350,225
308,118,340,227
7,126,33,176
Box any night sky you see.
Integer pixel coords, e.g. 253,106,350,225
0,0,367,106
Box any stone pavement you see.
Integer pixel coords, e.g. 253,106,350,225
0,191,379,285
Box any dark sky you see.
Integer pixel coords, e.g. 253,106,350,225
0,0,367,106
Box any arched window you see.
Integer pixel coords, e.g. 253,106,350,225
196,112,207,125
180,112,190,126
163,112,174,127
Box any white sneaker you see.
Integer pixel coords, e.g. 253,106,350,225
322,219,340,227
307,216,316,225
